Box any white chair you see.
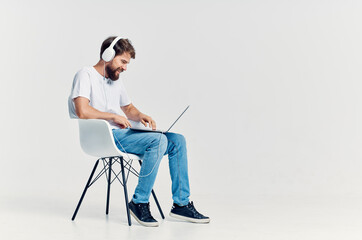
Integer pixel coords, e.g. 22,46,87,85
71,119,164,226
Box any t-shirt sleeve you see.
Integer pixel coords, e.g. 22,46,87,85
119,80,131,107
70,69,91,101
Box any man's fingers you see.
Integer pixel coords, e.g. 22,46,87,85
141,119,148,127
117,118,131,129
147,118,153,129
151,119,156,130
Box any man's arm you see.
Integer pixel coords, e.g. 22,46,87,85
121,103,156,130
74,96,131,129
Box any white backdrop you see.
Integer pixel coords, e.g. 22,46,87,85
1,0,362,219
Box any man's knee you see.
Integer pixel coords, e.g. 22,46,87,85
149,133,168,153
172,133,186,146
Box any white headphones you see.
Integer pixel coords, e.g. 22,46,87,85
101,36,122,62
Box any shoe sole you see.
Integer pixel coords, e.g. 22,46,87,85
129,209,159,227
169,212,210,223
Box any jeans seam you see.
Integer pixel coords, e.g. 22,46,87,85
168,138,182,204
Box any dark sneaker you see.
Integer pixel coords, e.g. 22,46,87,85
169,201,210,223
128,201,159,227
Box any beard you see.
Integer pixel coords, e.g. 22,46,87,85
105,65,123,81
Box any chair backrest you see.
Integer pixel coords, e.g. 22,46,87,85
78,119,123,158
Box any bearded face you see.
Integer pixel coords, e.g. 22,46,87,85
104,52,131,80
105,64,123,81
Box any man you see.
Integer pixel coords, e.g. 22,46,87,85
68,36,210,227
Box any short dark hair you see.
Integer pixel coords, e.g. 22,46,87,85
100,36,136,59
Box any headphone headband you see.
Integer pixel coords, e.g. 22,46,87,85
109,36,122,49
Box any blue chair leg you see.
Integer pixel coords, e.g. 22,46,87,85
120,157,132,226
72,159,100,221
106,157,112,215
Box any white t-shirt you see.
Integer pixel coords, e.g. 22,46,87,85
68,66,131,129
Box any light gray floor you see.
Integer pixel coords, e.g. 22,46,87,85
1,192,362,240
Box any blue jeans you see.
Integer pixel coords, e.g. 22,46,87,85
112,129,190,206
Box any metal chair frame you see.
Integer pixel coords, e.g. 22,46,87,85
71,155,165,226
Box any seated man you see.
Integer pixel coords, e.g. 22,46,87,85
68,36,210,227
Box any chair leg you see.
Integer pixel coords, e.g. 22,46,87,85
151,190,165,219
72,159,100,221
106,157,112,215
120,157,132,226
138,160,165,219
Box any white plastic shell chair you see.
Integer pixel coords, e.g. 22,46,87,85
78,119,140,159
71,119,165,226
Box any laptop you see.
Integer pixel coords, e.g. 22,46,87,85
130,105,190,133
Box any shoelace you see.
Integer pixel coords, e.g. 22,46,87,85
138,203,152,218
186,201,204,218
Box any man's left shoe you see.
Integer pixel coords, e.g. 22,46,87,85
169,201,210,223
128,201,159,227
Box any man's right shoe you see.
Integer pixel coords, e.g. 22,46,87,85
128,201,159,227
169,201,210,223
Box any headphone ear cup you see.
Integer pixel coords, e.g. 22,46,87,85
102,48,115,62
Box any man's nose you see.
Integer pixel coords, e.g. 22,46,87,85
123,65,127,71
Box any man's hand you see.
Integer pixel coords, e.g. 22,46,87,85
121,103,156,130
112,115,132,129
140,113,156,130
